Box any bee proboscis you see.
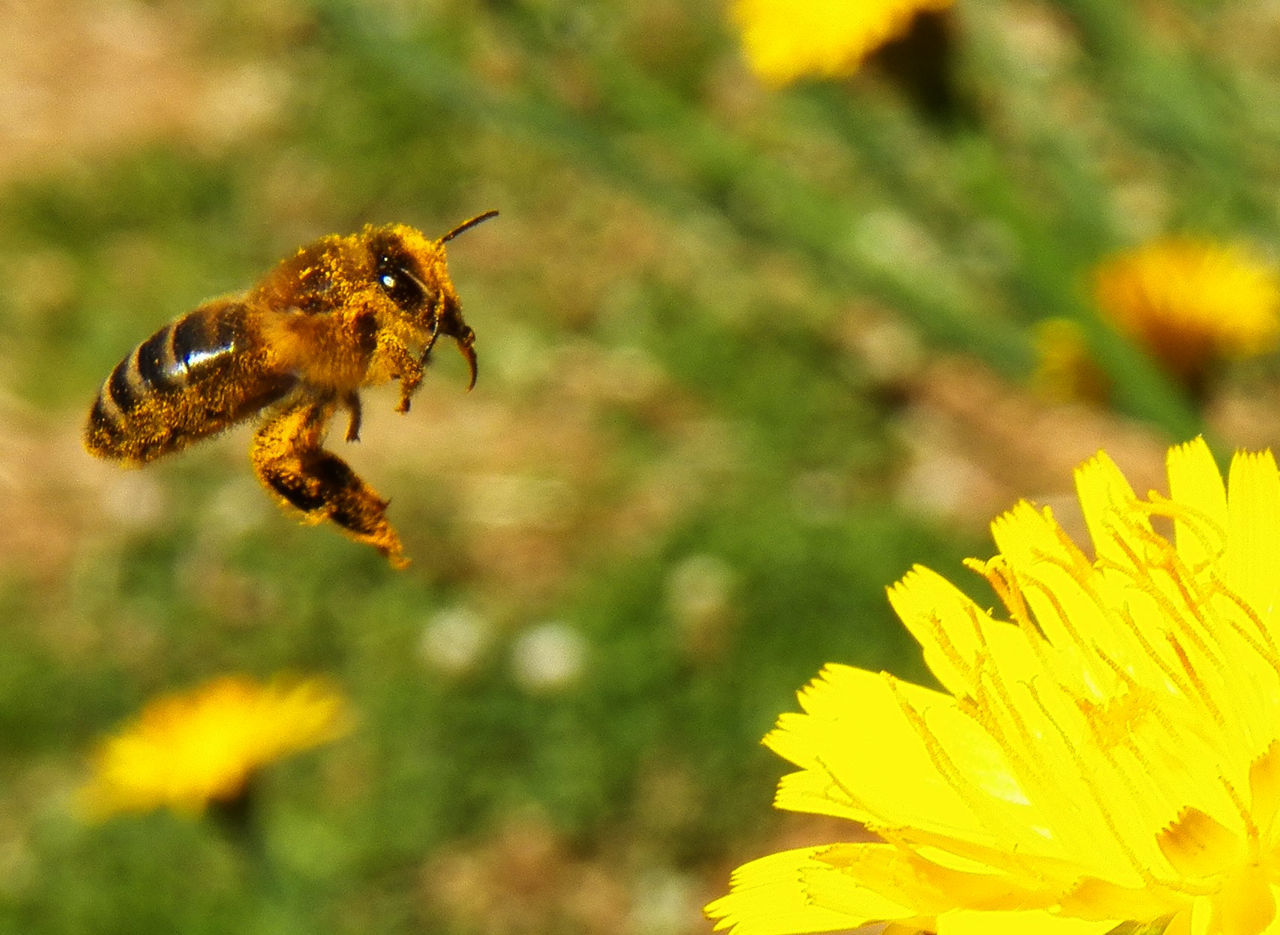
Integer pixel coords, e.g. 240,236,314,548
85,211,498,568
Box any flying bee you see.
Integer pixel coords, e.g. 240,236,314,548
85,211,498,568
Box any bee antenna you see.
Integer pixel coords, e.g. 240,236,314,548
440,210,500,244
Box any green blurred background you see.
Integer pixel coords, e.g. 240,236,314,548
3,0,1280,931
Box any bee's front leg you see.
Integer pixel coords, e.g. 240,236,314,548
342,391,362,442
395,360,424,414
372,333,425,414
250,399,408,568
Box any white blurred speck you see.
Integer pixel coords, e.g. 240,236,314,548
509,621,587,693
896,451,992,521
627,869,702,935
98,470,167,529
665,553,735,636
198,63,290,145
204,476,268,540
419,605,493,677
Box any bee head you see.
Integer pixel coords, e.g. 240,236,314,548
369,211,497,390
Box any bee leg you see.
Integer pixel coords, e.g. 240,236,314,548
395,360,424,414
250,400,409,569
342,391,362,442
374,332,424,414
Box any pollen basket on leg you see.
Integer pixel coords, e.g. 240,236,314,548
249,400,409,568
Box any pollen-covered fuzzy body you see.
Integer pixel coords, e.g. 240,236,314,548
85,213,496,567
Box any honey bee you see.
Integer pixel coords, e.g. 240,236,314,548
85,211,498,568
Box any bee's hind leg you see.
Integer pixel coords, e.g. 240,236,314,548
250,399,408,568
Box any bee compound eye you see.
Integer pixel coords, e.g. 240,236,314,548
377,264,425,311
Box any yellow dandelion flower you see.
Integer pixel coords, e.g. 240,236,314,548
1094,238,1280,385
731,0,953,85
708,437,1280,935
80,674,350,819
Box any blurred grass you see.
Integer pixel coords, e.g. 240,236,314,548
3,0,1280,932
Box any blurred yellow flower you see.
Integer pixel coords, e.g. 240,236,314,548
709,437,1280,935
81,674,350,819
1094,238,1280,385
731,0,953,85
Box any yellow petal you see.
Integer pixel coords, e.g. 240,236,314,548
1226,449,1280,621
1209,868,1276,935
1166,437,1228,570
765,665,1035,849
937,908,1118,935
1059,876,1184,922
1250,741,1280,839
1072,450,1151,571
1156,807,1246,879
810,844,1051,914
705,846,915,934
887,565,1042,700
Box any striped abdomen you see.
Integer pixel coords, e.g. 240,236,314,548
86,298,295,463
